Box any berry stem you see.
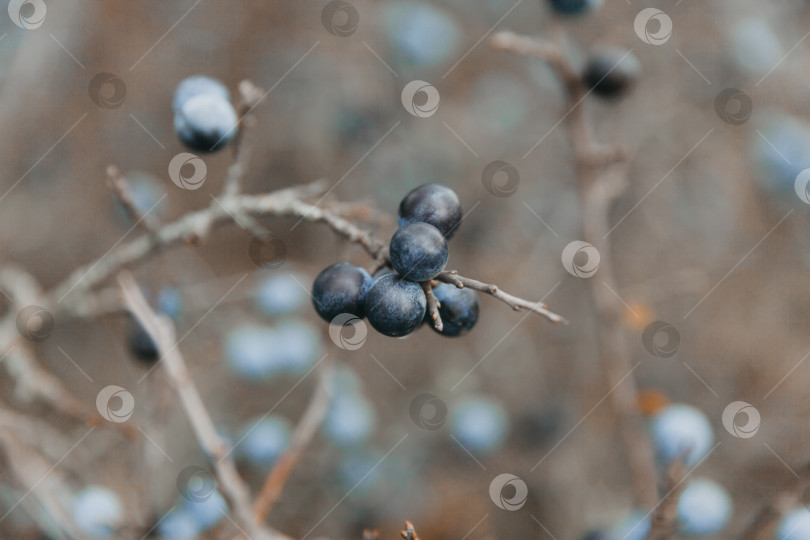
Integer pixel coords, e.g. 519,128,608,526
421,281,444,332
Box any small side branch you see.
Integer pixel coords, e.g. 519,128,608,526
736,461,810,540
421,281,443,332
118,273,287,540
437,271,567,324
253,359,334,521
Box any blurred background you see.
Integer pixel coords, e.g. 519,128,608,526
2,0,810,539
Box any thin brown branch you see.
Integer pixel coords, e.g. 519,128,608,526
118,273,289,540
489,30,626,167
0,266,133,434
737,461,810,540
253,359,334,521
400,521,421,540
106,165,162,234
437,270,567,324
51,178,381,313
491,29,656,507
421,281,443,332
644,460,686,540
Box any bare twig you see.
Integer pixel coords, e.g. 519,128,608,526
401,521,421,540
421,281,443,332
0,266,126,431
491,29,656,507
106,165,162,234
118,273,289,540
437,271,567,324
737,461,810,540
644,460,686,540
51,179,378,312
253,359,335,521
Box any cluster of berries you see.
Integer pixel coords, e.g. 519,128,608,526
312,184,479,338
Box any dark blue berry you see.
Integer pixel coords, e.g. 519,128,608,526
364,273,426,337
547,0,602,16
389,223,448,282
174,93,238,153
583,48,640,99
128,320,158,363
398,183,462,238
312,263,373,322
172,76,231,114
430,283,479,337
372,265,396,281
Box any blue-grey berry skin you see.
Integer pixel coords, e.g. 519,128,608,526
174,93,238,153
389,223,449,282
583,48,641,99
364,274,426,337
547,0,602,16
430,283,479,337
172,75,231,114
398,183,462,238
312,263,373,322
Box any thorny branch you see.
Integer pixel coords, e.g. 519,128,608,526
119,272,290,540
253,358,335,522
490,30,658,507
736,460,810,540
644,459,686,540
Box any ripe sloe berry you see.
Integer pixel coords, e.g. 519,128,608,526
324,393,377,447
650,403,714,466
430,283,479,337
312,262,373,322
451,395,509,454
582,48,641,99
778,509,810,540
172,75,231,114
389,223,448,282
398,183,462,238
237,416,291,467
73,486,124,539
364,273,426,337
174,93,238,153
677,478,732,536
547,0,603,16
